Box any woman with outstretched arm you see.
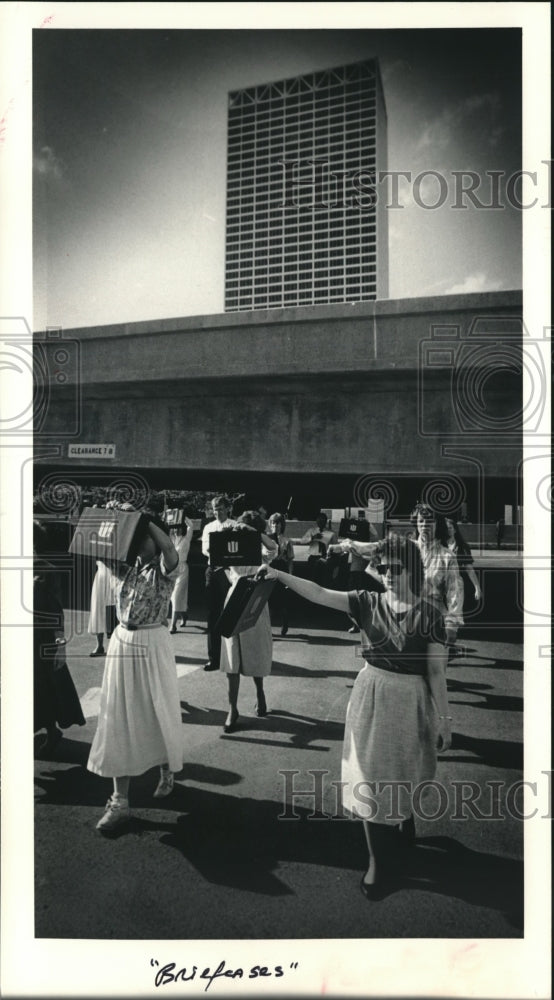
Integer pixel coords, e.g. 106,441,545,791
258,532,452,899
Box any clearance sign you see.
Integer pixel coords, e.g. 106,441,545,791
67,444,116,458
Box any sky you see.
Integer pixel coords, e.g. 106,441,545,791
32,26,523,330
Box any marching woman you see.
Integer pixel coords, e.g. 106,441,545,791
169,516,194,633
444,517,482,657
410,503,464,660
219,511,278,733
87,510,183,833
259,533,451,898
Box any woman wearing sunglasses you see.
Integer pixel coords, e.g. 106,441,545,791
258,532,451,899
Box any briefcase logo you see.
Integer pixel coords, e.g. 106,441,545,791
227,540,239,554
98,521,115,540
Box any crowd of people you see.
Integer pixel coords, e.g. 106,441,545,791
33,495,482,898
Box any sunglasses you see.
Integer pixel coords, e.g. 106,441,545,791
376,563,405,576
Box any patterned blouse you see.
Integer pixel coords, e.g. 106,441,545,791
109,556,178,627
416,539,464,628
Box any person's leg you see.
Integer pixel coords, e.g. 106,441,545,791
96,775,131,832
253,676,267,716
153,762,175,798
205,569,227,669
361,821,390,890
90,633,105,656
224,673,240,730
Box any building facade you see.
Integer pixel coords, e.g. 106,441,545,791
225,59,388,312
33,291,522,522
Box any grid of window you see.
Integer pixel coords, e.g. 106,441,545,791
225,60,385,312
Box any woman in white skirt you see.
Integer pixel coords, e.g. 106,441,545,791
220,511,278,733
260,533,451,898
87,513,182,833
168,517,194,633
88,559,117,656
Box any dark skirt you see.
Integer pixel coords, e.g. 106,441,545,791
34,633,86,732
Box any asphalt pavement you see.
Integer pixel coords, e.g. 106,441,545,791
34,564,524,941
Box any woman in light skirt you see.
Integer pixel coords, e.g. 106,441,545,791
87,512,182,833
219,511,278,733
169,517,194,632
260,533,451,898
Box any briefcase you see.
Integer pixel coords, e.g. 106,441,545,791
69,508,147,563
215,575,276,637
339,517,371,541
209,530,262,568
166,508,184,526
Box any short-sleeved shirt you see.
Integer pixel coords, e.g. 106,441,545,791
416,539,464,628
348,590,445,676
110,556,178,627
201,518,237,560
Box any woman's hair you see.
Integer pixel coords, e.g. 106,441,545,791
268,511,286,533
410,502,449,546
237,510,266,533
375,531,425,596
445,517,472,556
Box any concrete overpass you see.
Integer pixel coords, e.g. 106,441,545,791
34,289,523,519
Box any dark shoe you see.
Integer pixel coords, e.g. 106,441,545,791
204,661,219,671
280,624,289,637
180,617,188,628
348,625,360,634
169,627,177,634
223,710,239,733
255,697,267,717
89,648,105,657
360,875,385,901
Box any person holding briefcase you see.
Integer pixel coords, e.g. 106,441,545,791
219,511,278,733
87,509,183,833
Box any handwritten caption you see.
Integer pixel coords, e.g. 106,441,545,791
151,959,299,991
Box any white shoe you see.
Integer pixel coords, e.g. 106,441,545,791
153,769,174,798
96,795,130,832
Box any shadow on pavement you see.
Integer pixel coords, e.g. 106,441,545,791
394,835,523,934
34,749,523,936
270,659,358,680
179,701,344,747
438,731,523,769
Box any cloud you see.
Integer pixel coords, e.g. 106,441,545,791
33,145,65,182
416,92,502,153
443,271,497,295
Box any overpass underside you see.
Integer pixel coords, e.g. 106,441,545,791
34,290,523,520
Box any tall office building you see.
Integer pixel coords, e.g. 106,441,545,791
225,59,388,312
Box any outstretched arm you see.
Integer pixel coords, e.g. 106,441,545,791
259,564,349,613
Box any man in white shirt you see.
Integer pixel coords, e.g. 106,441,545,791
201,496,236,671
